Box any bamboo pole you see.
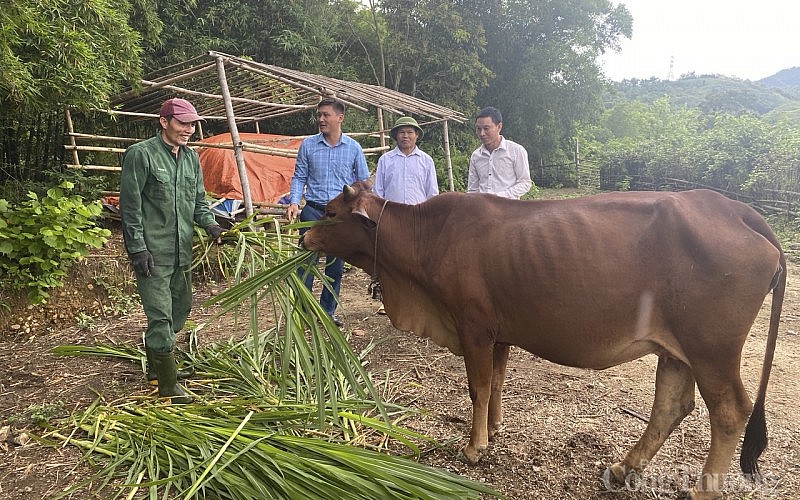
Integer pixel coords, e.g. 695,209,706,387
443,120,454,191
64,139,389,166
67,132,141,143
227,58,370,113
64,145,127,154
66,164,121,171
215,55,254,219
574,138,580,188
91,108,266,122
377,109,386,151
112,62,218,102
200,141,298,157
68,130,381,143
140,79,310,111
63,109,81,167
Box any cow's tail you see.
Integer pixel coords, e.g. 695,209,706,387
739,244,786,481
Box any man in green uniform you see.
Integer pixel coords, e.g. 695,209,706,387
120,97,222,403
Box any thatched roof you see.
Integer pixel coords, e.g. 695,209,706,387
106,50,466,126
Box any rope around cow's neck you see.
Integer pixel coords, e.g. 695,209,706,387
371,199,389,288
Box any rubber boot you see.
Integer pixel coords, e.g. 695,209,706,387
146,347,195,386
151,349,194,404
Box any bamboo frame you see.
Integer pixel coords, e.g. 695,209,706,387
67,51,466,214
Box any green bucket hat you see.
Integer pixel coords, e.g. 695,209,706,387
390,116,424,140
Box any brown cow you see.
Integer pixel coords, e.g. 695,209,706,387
300,182,785,500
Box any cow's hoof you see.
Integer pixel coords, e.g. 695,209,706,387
458,444,485,464
488,422,505,441
686,486,723,500
601,462,637,491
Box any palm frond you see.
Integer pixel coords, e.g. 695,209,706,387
47,217,503,499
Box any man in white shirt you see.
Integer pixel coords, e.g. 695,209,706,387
467,106,532,199
372,116,438,314
373,116,438,204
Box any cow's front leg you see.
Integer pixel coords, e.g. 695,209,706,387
459,338,495,464
488,343,510,440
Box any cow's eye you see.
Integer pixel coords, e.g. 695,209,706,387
325,210,336,218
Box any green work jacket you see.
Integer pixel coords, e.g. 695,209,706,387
119,133,216,267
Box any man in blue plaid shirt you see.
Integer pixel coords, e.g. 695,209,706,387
287,98,369,326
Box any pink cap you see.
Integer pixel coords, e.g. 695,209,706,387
159,98,203,122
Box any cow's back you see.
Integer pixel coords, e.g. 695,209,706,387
419,190,782,368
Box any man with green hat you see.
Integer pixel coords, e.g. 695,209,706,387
372,116,439,313
373,116,439,204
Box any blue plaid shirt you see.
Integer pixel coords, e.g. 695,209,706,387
289,133,369,205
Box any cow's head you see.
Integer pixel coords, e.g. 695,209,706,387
300,181,382,272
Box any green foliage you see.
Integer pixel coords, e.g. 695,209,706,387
0,179,42,204
92,270,139,317
144,0,357,76
759,67,800,89
44,342,500,500
74,312,95,331
375,0,491,111
579,96,800,194
0,170,113,205
0,0,142,116
46,169,112,204
0,181,111,305
475,0,633,167
765,214,800,250
47,219,502,499
7,402,66,427
610,74,800,117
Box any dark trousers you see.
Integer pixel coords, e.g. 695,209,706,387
136,265,192,352
298,203,343,316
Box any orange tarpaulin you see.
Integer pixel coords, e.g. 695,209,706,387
197,133,301,204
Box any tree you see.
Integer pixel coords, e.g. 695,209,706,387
377,0,491,112
579,95,800,195
475,0,632,169
142,0,367,77
0,0,142,116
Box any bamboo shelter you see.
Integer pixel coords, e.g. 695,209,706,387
66,51,466,218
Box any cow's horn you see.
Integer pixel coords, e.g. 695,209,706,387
343,184,357,199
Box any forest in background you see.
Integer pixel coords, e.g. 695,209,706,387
576,69,800,212
1,0,800,204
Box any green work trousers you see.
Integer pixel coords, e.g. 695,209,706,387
136,265,192,353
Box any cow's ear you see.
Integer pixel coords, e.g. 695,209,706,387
352,207,377,229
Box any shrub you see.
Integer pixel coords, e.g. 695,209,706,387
0,181,110,305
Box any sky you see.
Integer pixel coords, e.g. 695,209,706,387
599,0,800,82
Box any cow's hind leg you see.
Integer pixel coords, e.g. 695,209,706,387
488,343,510,440
606,356,695,487
687,365,752,499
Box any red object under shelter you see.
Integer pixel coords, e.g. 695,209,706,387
197,133,301,204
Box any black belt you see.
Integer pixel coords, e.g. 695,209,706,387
305,200,326,211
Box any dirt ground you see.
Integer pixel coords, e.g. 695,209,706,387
1,234,799,499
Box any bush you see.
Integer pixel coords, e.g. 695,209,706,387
0,181,110,305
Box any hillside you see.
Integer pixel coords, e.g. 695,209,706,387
607,71,800,121
759,66,800,88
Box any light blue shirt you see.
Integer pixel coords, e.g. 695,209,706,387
290,133,369,205
373,146,439,204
